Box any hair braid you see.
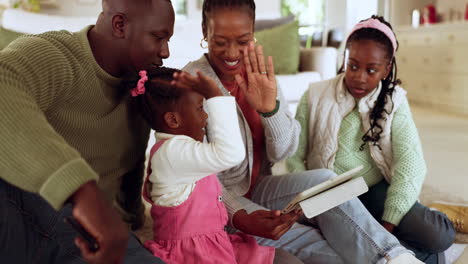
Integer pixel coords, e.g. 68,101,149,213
339,15,401,151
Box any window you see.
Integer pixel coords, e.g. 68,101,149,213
281,0,326,37
173,0,187,16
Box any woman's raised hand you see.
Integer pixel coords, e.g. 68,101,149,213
235,41,277,113
172,71,223,99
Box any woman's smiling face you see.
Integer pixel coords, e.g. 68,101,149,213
204,7,254,82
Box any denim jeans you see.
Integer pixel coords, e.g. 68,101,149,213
0,179,165,264
242,169,413,264
359,180,456,264
274,248,304,264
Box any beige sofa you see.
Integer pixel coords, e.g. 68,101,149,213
279,46,337,114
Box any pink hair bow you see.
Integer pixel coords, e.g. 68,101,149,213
131,70,148,97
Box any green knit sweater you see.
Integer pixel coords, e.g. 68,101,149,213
0,26,150,224
287,93,426,225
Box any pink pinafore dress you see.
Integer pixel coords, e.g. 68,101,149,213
143,140,275,264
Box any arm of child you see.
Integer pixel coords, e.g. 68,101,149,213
152,96,245,184
286,91,310,173
382,99,427,226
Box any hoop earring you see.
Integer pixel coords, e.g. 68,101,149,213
200,38,208,49
254,37,257,43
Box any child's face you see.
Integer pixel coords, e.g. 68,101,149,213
344,39,391,99
205,7,254,82
179,91,208,142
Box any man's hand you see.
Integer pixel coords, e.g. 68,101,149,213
232,209,301,240
70,181,129,264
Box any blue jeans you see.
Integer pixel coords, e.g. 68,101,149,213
0,179,165,264
242,169,414,264
359,180,455,264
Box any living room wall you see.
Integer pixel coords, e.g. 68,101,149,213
186,0,281,19
15,0,282,18
23,0,101,16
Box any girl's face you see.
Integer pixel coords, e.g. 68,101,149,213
205,7,254,82
344,39,392,99
178,91,208,142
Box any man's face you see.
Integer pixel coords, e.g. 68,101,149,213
124,0,175,72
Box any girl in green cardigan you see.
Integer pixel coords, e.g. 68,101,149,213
287,15,455,263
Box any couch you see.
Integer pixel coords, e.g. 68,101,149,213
280,46,337,114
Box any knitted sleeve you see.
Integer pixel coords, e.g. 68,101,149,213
382,98,427,225
286,91,310,173
261,83,301,162
0,35,98,210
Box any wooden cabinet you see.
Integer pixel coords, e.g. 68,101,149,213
396,23,468,116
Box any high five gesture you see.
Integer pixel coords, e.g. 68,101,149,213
235,42,277,114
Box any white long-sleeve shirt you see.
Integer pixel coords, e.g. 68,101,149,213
149,96,245,206
183,56,300,221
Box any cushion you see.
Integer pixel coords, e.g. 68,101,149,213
255,15,295,31
299,47,338,80
276,71,321,106
255,20,300,75
0,26,23,49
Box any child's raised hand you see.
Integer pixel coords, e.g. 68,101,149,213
172,71,222,99
235,42,277,113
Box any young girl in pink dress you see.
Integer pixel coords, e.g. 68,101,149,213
122,67,302,264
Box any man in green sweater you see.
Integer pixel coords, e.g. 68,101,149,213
0,0,173,263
